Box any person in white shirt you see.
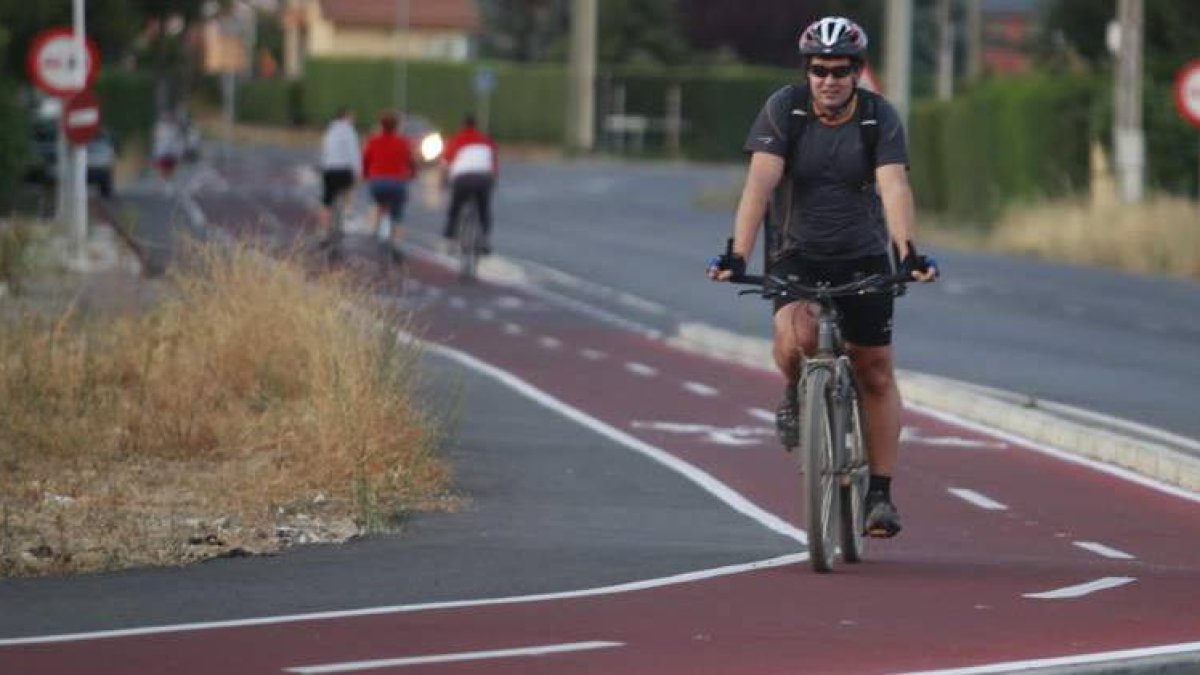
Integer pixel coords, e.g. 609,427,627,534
317,107,361,240
442,115,498,253
151,111,183,180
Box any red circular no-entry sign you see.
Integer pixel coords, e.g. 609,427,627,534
62,89,102,146
26,27,100,99
1174,59,1200,130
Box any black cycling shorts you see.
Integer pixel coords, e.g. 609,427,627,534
771,253,895,347
321,169,355,206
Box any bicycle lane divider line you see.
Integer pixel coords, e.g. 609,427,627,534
0,552,808,647
898,639,1200,675
1022,576,1137,600
947,488,1009,511
284,641,626,673
1072,541,1137,560
406,332,808,546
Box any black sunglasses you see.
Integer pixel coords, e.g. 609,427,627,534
807,64,856,79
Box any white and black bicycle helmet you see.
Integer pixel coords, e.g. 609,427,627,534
798,16,868,59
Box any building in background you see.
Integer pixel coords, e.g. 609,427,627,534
283,0,480,77
981,0,1037,74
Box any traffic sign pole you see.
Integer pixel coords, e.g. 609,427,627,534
70,0,89,266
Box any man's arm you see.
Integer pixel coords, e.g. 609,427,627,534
710,152,784,280
876,163,936,281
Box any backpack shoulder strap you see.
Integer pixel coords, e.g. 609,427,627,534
784,84,811,176
857,88,881,184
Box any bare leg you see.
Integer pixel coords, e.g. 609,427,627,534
772,302,818,380
846,344,901,475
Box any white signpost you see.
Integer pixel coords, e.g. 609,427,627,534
27,11,97,265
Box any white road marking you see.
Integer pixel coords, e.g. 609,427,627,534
947,488,1008,511
901,426,1007,450
448,296,468,310
631,420,770,446
1022,576,1136,600
625,362,658,377
1073,541,1136,560
746,408,776,423
494,295,524,309
899,639,1200,674
682,381,719,397
502,323,524,336
285,641,624,673
475,308,496,321
579,348,607,360
538,336,563,350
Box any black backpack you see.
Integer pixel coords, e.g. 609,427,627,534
784,84,881,190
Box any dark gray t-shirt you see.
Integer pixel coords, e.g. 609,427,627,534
744,85,908,261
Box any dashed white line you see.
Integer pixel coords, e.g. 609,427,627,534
746,408,776,423
285,641,625,673
1073,541,1136,560
475,308,496,321
502,323,524,336
683,381,719,397
579,348,608,360
538,336,563,350
947,488,1008,511
1022,576,1136,600
625,362,658,377
448,297,468,310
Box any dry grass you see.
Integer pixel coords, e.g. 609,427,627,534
986,194,1200,280
0,242,450,577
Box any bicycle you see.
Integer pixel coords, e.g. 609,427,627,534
730,266,911,573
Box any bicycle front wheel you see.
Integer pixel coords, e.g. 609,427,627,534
802,366,837,573
838,378,868,563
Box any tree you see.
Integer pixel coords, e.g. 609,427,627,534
598,0,690,67
477,0,570,62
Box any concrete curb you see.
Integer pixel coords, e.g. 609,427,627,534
898,371,1200,495
645,315,1200,497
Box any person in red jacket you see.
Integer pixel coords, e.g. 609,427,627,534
361,111,418,243
442,114,498,253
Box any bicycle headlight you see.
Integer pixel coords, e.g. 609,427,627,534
420,133,444,163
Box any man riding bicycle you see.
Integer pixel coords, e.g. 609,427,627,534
442,114,498,254
707,16,937,538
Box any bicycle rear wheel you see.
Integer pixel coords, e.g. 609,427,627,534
458,204,480,280
801,366,837,573
838,377,868,563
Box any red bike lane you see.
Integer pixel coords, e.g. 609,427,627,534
5,246,1198,674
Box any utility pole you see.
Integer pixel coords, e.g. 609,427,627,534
394,0,409,112
566,0,597,152
935,0,954,100
884,0,913,122
1114,0,1144,204
965,0,983,83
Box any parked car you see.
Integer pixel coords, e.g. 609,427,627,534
23,96,117,198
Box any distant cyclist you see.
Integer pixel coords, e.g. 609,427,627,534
317,107,361,243
361,111,418,245
707,16,938,538
441,114,498,253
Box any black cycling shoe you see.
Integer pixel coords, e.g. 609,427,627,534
864,491,903,538
776,396,799,449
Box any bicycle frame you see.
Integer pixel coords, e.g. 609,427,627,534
733,270,908,571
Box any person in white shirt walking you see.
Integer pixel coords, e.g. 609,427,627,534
318,107,361,241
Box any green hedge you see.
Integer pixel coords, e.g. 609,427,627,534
94,70,156,145
0,78,28,211
300,59,565,143
238,78,302,126
909,75,1099,223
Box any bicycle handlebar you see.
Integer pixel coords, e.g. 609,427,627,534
727,271,912,302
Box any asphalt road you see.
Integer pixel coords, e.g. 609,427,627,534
4,147,1197,674
467,158,1200,445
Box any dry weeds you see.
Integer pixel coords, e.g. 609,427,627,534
0,243,451,577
